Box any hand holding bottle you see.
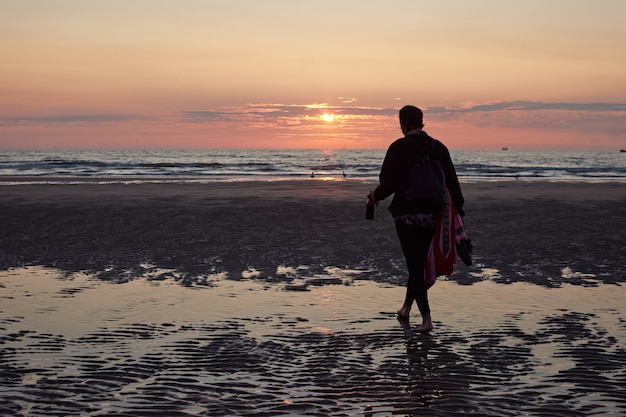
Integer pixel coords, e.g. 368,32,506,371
366,191,377,220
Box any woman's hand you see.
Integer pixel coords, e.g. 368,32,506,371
367,190,378,204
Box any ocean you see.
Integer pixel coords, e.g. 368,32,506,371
1,148,625,183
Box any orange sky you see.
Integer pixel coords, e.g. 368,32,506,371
1,1,625,150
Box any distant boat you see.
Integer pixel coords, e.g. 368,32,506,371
621,149,626,153
502,146,509,150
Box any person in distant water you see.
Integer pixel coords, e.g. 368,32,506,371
367,105,465,333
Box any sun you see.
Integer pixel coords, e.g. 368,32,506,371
322,113,335,122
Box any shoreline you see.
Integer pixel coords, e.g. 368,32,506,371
2,175,626,184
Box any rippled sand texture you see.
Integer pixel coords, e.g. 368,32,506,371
1,268,625,416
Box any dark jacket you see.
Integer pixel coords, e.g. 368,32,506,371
373,131,465,217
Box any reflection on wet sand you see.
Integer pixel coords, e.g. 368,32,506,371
1,267,624,416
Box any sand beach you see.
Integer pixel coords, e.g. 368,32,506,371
1,179,625,416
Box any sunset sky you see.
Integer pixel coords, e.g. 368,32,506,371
1,1,625,150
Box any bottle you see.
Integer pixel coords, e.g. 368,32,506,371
366,198,375,220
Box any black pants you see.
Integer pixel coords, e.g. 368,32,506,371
395,222,435,316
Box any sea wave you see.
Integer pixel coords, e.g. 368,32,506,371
1,149,625,183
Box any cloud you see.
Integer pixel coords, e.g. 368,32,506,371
427,100,626,114
421,101,626,136
3,101,624,144
174,100,626,137
178,111,234,123
0,114,147,126
178,103,397,124
180,100,626,123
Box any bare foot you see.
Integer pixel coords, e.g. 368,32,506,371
415,322,433,333
396,304,411,320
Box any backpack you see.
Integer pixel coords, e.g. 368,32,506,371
404,137,447,206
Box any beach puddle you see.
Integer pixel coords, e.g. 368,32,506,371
1,267,625,416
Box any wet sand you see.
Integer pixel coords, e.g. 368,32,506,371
1,180,625,416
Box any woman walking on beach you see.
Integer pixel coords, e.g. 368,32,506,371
368,105,465,333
